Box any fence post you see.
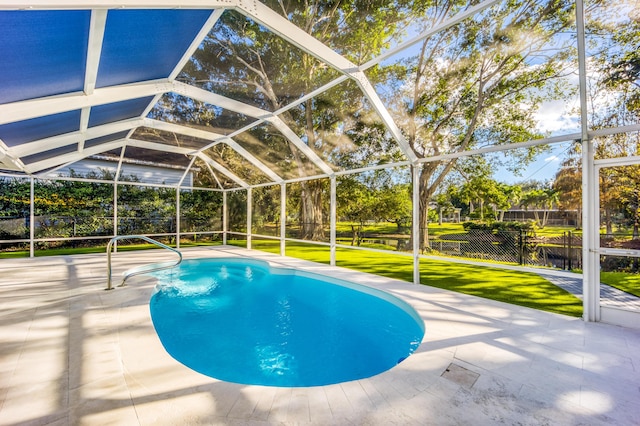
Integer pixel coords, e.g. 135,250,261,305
562,231,567,270
568,230,573,271
518,229,524,265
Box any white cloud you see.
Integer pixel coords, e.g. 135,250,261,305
534,98,581,135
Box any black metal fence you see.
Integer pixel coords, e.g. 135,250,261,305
429,229,582,269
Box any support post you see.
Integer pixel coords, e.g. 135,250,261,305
29,177,34,258
280,183,286,256
412,164,421,285
330,176,337,266
222,191,228,245
176,188,180,249
246,187,252,250
577,0,599,321
113,181,118,252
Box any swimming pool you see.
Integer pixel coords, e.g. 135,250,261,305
149,258,424,387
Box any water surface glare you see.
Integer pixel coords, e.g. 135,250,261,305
149,258,424,387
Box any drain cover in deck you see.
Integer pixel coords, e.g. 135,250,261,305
441,363,480,388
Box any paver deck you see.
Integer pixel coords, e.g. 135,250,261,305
1,246,639,425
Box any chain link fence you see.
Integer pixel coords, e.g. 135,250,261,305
429,229,583,269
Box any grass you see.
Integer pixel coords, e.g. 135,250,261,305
600,271,640,297
251,239,583,317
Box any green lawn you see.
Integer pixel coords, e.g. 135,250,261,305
600,271,640,297
251,239,583,317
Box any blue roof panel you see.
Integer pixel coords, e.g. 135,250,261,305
0,11,90,104
96,9,212,88
0,110,81,147
89,97,155,127
22,144,78,165
85,131,129,149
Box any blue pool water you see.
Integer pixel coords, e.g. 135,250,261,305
149,258,424,387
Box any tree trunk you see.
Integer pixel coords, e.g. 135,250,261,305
299,180,324,240
541,210,549,228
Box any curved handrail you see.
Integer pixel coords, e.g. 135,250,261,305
106,235,182,290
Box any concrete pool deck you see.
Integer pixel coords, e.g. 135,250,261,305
1,246,639,425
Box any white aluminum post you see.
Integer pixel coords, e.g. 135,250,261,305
330,176,337,266
29,177,34,257
577,0,599,321
222,191,228,245
113,181,118,252
176,188,180,249
246,188,252,250
412,164,421,285
280,183,286,256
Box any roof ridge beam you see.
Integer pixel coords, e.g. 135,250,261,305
0,80,173,125
126,138,194,155
10,117,145,157
172,82,272,119
24,140,126,173
144,118,227,141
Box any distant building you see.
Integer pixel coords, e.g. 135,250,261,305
41,155,194,187
500,209,579,226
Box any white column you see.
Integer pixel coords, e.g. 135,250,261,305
577,0,599,321
176,188,180,249
29,177,34,257
246,188,252,250
280,183,286,256
412,165,421,285
113,181,118,252
222,191,228,245
330,176,337,266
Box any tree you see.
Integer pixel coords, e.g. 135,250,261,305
336,177,376,246
379,0,575,249
604,165,640,239
174,1,413,240
458,175,511,222
520,185,559,228
375,184,412,233
0,177,30,218
553,143,582,229
588,0,640,128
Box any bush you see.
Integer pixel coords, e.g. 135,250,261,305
462,221,535,233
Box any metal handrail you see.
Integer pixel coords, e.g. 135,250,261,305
106,235,182,290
